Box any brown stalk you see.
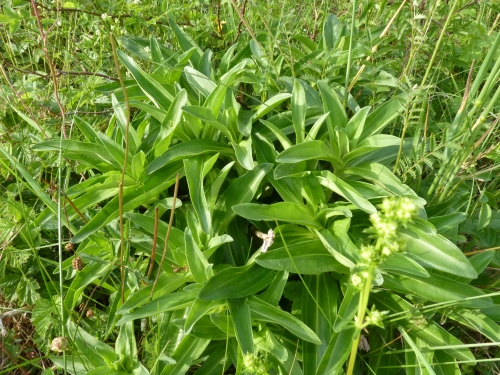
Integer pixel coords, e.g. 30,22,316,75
30,0,67,139
229,0,262,49
147,206,159,279
1,60,119,81
150,174,180,300
0,342,30,375
348,0,408,92
0,65,48,139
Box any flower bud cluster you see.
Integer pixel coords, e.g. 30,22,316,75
350,197,417,290
242,353,269,375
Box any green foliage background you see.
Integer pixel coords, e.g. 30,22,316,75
0,0,500,374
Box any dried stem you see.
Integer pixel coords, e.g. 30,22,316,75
150,174,180,300
30,0,67,138
0,65,48,139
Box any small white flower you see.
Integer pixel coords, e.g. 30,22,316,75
101,13,110,20
256,229,275,253
144,46,150,53
351,273,363,288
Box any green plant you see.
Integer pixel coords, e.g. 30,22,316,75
1,1,500,375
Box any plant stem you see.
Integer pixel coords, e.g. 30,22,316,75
344,0,356,108
151,174,180,300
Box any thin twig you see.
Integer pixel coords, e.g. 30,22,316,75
229,0,262,49
1,61,118,81
0,342,30,375
30,0,67,138
234,0,248,43
0,65,49,139
150,174,180,300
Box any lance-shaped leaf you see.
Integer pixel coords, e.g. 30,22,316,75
147,139,233,174
318,171,377,214
185,228,211,283
292,79,306,143
276,140,343,169
184,157,211,234
198,263,276,300
233,202,320,228
212,163,272,233
248,296,322,344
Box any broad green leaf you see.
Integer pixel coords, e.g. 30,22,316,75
168,18,203,67
344,162,423,202
184,298,223,334
233,202,320,227
248,296,322,344
185,228,210,283
116,290,198,325
343,134,401,165
115,322,136,371
228,298,254,354
260,119,292,149
209,161,235,210
210,314,237,337
305,112,330,141
32,139,121,171
160,335,210,375
400,330,437,375
182,105,233,140
72,165,181,243
258,271,289,306
344,106,370,147
316,327,356,375
198,263,276,300
359,99,403,142
231,137,254,170
212,163,272,233
382,273,493,308
379,253,430,278
478,202,492,230
292,79,306,143
9,105,52,138
154,89,188,156
117,274,188,314
184,66,216,97
184,157,211,234
64,263,112,311
276,140,342,168
199,49,212,78
256,239,349,274
253,93,292,121
333,284,359,332
323,14,344,50
254,327,288,362
124,213,185,264
118,50,174,110
318,171,377,214
147,139,233,174
448,311,500,342
401,222,478,279
112,94,139,153
301,275,337,374
314,229,356,268
372,292,476,363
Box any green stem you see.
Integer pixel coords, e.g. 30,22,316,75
344,0,357,108
346,267,373,375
